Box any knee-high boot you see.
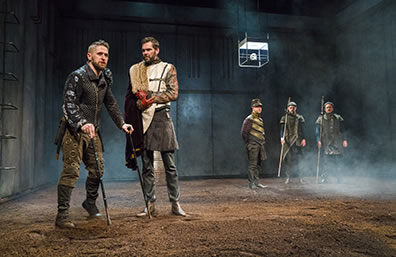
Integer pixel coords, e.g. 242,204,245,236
82,177,102,218
55,184,75,228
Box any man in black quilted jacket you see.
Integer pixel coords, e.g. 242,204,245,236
55,40,132,228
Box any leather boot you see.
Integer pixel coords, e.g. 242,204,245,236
55,184,75,228
136,201,156,217
82,177,102,218
171,201,186,217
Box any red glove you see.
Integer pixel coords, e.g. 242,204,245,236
136,90,154,110
141,96,154,109
135,90,147,100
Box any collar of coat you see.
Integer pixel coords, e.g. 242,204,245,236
144,58,161,66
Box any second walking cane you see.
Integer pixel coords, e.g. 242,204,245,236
316,96,324,184
126,127,152,219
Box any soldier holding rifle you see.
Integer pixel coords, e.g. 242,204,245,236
315,102,348,184
279,101,306,184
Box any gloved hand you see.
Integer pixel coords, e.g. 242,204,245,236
136,90,154,110
140,96,154,109
135,90,148,100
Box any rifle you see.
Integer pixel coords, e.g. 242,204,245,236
91,138,112,225
316,96,324,184
277,97,291,177
126,127,152,219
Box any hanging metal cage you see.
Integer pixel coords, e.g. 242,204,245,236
238,33,269,68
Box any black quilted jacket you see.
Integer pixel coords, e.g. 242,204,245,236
62,63,124,131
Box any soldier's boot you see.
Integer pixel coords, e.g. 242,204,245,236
136,201,156,217
171,201,187,217
82,177,102,219
55,184,75,229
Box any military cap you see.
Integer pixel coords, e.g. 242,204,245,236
287,101,297,107
324,101,334,107
251,98,263,107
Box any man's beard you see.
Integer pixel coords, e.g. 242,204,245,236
92,60,106,72
143,55,157,65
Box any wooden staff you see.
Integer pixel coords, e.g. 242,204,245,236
126,127,152,219
277,97,291,177
316,96,324,184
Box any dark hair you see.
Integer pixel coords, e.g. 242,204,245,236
141,37,160,49
88,40,110,53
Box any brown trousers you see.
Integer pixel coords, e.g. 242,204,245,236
58,129,104,188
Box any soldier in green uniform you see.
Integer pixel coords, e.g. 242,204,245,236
280,101,306,184
315,102,348,183
241,99,267,189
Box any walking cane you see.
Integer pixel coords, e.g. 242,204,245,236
277,97,291,177
126,127,152,219
91,137,112,225
316,96,324,184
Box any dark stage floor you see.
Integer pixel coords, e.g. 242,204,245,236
0,177,395,256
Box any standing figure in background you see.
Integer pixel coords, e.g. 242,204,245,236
55,40,132,229
241,98,267,190
126,37,186,217
315,102,348,183
280,101,306,184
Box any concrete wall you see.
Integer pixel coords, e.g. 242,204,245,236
333,0,396,176
53,1,335,182
0,0,57,200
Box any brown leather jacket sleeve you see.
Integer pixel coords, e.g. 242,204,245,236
153,64,179,103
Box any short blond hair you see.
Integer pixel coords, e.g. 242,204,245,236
88,40,110,53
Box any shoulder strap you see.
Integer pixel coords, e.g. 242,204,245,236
157,64,168,92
